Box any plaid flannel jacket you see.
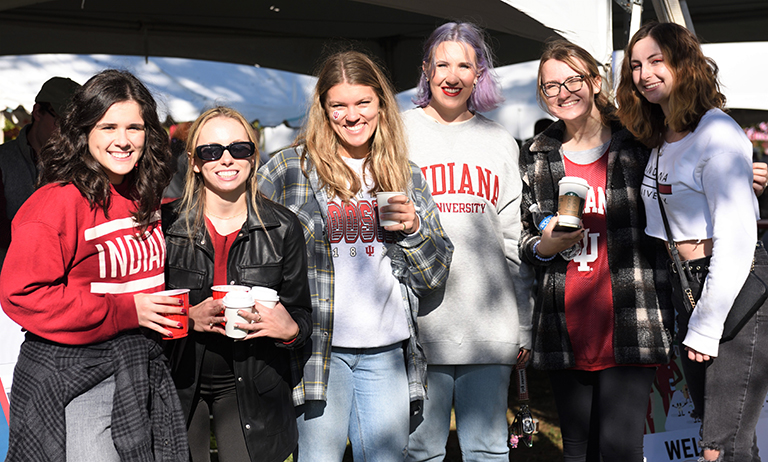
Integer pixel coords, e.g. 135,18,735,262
519,120,674,370
258,147,453,404
7,332,189,462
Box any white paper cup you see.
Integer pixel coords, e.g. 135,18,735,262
557,177,590,229
376,191,405,227
250,286,279,309
223,291,255,339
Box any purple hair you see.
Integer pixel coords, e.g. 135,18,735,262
413,22,504,113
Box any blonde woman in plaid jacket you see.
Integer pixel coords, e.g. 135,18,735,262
258,50,453,461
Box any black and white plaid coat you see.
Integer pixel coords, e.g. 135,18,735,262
519,120,674,370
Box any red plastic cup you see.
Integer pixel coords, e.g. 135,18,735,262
155,289,189,340
211,285,251,321
211,285,251,300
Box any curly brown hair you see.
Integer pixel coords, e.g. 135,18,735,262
38,69,173,232
616,22,725,148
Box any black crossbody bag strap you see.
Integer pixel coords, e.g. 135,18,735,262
655,151,697,312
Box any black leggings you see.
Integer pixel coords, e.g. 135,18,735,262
548,366,657,462
188,343,250,462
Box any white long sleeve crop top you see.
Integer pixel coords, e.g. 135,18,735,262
641,109,758,357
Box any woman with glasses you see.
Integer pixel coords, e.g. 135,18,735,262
519,40,673,462
258,50,453,461
162,106,312,462
617,22,768,462
402,22,532,462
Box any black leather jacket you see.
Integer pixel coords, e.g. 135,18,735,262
162,195,312,462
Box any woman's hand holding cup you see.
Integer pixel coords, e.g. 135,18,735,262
537,214,585,258
377,192,420,234
136,289,192,339
237,301,300,342
189,297,226,335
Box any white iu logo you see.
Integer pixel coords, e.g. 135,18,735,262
574,228,599,271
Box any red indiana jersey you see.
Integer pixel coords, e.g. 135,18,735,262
563,149,616,370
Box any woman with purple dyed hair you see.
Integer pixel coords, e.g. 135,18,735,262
403,22,533,461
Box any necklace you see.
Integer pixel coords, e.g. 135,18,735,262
206,209,246,220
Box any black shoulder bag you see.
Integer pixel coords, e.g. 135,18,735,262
655,152,768,343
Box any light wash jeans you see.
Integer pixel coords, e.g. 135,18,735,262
65,374,120,462
407,364,513,462
295,343,410,462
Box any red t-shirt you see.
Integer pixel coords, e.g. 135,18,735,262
563,149,616,370
205,217,240,286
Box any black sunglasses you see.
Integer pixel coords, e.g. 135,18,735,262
195,141,255,161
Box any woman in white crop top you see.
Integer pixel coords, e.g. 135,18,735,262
617,21,768,462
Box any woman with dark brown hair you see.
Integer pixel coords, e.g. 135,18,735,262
617,21,768,462
0,69,188,462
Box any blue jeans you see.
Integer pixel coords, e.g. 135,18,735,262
295,343,409,462
65,374,120,462
407,364,512,462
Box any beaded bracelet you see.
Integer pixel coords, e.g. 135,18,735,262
533,240,556,262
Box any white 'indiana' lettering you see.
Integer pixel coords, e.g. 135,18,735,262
92,225,165,280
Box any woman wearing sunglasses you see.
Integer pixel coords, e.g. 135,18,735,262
519,40,674,462
162,106,312,462
258,50,452,461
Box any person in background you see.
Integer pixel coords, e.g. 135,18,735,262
519,40,674,462
0,76,80,263
402,21,531,462
162,106,312,462
163,121,193,200
258,50,453,461
0,69,187,461
617,21,768,462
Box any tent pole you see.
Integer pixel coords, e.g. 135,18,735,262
650,0,694,30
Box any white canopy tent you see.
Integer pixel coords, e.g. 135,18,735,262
0,53,317,127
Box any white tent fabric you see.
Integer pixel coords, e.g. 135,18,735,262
505,0,614,70
0,54,317,126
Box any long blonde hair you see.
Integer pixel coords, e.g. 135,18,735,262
298,50,410,202
178,107,266,239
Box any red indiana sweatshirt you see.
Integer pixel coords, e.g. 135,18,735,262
0,182,165,345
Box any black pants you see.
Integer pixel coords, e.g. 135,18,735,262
188,341,250,462
548,366,657,462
